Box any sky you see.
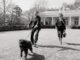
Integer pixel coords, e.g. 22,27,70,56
12,0,76,11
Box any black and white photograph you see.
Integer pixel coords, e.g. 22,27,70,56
0,0,80,60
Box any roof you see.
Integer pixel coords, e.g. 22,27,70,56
39,10,80,17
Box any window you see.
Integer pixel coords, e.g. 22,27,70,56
71,16,79,26
45,17,52,26
75,17,79,25
53,17,58,24
64,17,69,26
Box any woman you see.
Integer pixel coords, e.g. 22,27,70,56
55,13,66,45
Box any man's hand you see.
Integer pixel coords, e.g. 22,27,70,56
32,25,34,29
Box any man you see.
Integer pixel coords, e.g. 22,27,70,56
30,11,41,47
55,13,66,45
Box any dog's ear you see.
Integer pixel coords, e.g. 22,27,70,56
19,40,21,41
19,39,23,42
19,40,21,43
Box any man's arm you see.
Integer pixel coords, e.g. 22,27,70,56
32,20,37,28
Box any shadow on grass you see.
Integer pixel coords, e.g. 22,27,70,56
38,45,80,51
65,42,80,46
26,53,45,60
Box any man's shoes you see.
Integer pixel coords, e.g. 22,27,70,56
34,43,38,48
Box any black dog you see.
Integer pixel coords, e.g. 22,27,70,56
19,39,33,58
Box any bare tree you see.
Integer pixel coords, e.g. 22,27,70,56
3,0,6,23
11,5,22,25
0,0,12,24
34,0,48,11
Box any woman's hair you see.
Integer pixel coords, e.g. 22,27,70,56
59,13,63,17
35,11,39,15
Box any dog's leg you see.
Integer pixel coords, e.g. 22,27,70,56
29,45,33,53
24,49,28,59
20,49,23,57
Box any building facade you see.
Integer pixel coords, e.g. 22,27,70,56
39,10,80,28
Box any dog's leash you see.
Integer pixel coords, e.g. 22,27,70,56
27,30,32,39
